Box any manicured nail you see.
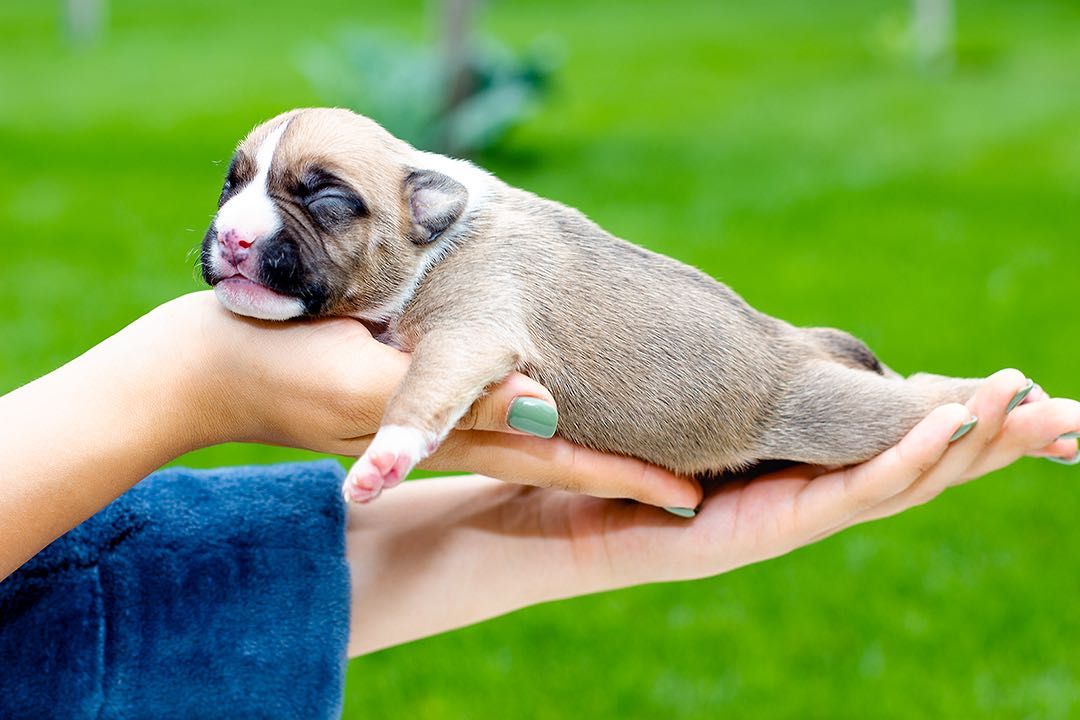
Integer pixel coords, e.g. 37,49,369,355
1046,451,1080,466
507,397,559,438
950,416,978,442
664,507,697,518
1058,432,1080,440
1007,379,1035,413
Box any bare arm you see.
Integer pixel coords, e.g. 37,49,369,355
0,303,209,579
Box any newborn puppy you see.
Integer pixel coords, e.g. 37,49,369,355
202,108,992,502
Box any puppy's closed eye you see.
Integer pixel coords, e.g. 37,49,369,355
297,170,367,229
305,188,367,227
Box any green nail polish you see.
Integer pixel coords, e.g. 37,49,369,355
1058,432,1080,440
1047,451,1080,466
507,397,558,438
950,417,978,442
664,507,697,518
1007,379,1035,413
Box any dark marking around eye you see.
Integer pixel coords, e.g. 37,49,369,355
292,168,368,228
219,152,255,206
295,168,342,195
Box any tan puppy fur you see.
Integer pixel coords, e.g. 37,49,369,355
201,108,984,502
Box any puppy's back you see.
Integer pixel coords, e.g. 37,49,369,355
421,187,804,473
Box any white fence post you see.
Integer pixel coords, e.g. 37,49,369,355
63,0,106,46
912,0,954,69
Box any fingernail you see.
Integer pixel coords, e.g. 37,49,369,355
1058,432,1080,440
1046,451,1080,466
664,507,697,518
1007,379,1035,413
507,397,559,438
950,416,978,442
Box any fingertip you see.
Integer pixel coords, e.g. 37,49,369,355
673,473,705,511
934,402,971,418
467,373,559,435
1027,384,1050,404
893,403,969,467
506,396,559,438
500,372,557,408
1032,437,1079,460
927,403,974,437
936,403,979,444
640,465,703,510
988,368,1027,388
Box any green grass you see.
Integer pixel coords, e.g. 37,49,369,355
2,0,1078,716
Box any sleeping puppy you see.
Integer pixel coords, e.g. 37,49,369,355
201,107,1006,503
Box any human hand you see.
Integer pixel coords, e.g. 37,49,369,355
339,369,1075,653
168,292,701,509
537,369,1078,591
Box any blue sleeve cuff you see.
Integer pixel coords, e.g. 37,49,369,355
0,460,351,720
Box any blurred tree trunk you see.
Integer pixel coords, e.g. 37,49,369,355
440,0,479,153
63,0,106,46
912,0,954,69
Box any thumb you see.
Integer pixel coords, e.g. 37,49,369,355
455,372,559,438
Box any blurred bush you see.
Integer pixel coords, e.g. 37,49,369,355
300,28,560,155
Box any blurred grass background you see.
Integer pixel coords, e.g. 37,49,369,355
2,0,1078,717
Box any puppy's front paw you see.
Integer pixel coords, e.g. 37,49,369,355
343,425,435,503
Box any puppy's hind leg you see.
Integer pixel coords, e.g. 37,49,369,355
344,329,521,502
754,361,980,467
906,372,987,403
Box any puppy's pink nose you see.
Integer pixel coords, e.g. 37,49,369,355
219,228,255,247
217,228,258,266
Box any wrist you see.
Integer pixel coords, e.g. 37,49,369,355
346,477,597,654
0,295,224,578
124,294,231,453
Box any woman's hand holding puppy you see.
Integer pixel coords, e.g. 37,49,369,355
180,290,703,509
342,371,1079,654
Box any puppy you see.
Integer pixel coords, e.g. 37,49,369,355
202,107,996,503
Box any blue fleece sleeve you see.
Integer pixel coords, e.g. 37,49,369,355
0,460,351,720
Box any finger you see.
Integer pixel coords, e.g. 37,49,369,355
963,397,1080,477
454,373,559,437
1032,437,1080,463
1026,384,1050,405
840,369,1032,528
791,402,973,540
423,430,703,510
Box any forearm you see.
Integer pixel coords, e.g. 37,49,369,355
345,475,608,656
0,303,208,580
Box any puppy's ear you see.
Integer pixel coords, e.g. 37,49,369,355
404,169,468,244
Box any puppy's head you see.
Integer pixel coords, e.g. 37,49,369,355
201,108,481,321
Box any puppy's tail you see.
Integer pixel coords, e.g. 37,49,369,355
803,327,900,378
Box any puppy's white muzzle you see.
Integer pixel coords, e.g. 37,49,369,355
213,275,305,321
209,120,305,321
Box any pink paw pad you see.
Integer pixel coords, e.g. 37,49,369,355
342,425,434,504
342,456,385,503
